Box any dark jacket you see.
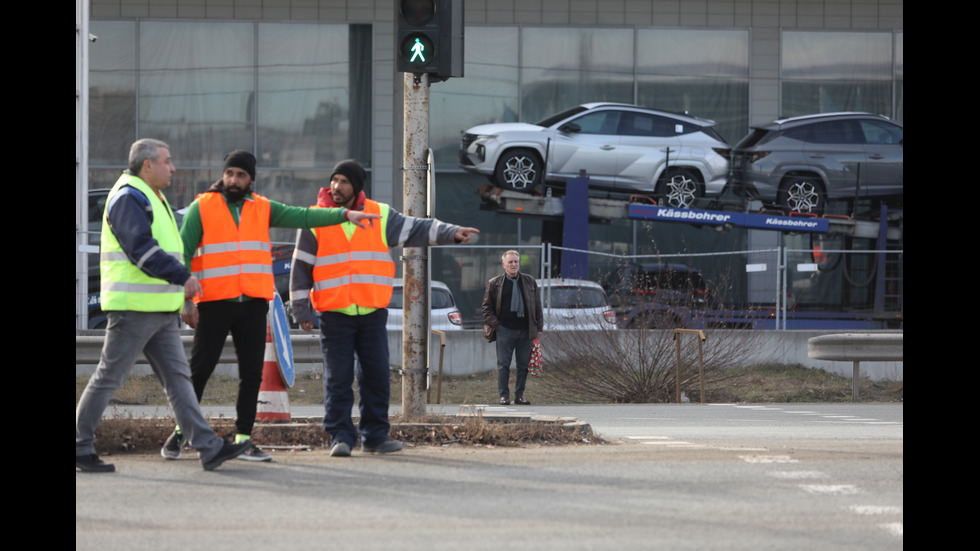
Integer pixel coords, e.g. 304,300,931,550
481,272,543,340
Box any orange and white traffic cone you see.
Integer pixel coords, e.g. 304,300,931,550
256,322,291,422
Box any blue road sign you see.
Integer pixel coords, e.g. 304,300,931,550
269,292,295,388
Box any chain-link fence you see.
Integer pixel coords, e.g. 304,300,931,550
430,242,902,330
79,230,901,331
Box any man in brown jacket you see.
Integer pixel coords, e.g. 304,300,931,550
481,250,543,405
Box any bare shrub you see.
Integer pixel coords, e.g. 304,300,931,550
539,326,772,403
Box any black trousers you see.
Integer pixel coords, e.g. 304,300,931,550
190,299,269,436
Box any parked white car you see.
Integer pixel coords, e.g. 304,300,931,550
537,278,618,330
387,279,463,331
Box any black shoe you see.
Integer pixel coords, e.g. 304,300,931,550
500,396,510,405
514,395,531,405
202,441,251,471
361,440,403,454
236,441,273,462
76,453,115,473
161,429,185,460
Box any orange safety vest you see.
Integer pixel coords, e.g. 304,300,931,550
190,191,274,302
310,199,395,312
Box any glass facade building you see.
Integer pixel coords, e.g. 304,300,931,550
79,1,903,326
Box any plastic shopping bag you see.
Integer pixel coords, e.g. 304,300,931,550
529,338,543,377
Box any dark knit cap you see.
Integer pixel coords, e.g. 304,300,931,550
331,159,367,195
224,150,257,180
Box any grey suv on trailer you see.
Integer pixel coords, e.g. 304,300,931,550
728,112,903,213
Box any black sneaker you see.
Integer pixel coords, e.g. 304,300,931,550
361,439,403,454
76,453,115,473
236,441,272,462
161,429,185,460
202,441,251,471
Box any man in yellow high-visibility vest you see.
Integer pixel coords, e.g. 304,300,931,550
76,138,251,473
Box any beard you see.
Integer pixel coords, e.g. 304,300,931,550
331,189,355,208
224,182,253,203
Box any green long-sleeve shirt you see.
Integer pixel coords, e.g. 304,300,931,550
180,191,346,300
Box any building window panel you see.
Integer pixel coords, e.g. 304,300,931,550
89,20,137,166
781,31,897,119
429,27,520,170
636,29,749,145
138,21,255,167
258,23,361,169
89,19,371,207
520,28,635,123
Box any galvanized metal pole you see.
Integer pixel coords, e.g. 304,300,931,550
401,72,430,420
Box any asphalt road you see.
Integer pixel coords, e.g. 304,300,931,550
77,403,902,550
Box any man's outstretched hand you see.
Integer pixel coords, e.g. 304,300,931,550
345,209,382,229
455,227,480,243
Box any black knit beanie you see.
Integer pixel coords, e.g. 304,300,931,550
224,150,257,180
331,159,366,195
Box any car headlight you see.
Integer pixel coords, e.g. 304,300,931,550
462,133,495,147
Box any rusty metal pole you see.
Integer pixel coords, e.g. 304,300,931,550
400,72,430,421
674,329,707,404
674,331,682,403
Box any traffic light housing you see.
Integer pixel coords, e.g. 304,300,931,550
396,0,463,81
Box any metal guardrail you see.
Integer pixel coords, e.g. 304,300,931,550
77,329,904,383
74,332,324,365
807,333,904,401
77,330,452,399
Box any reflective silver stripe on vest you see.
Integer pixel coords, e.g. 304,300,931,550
193,264,274,280
196,240,269,256
293,248,317,266
290,287,312,302
135,245,162,270
313,252,350,266
313,250,390,267
312,273,394,292
102,281,184,295
101,250,182,263
398,216,414,245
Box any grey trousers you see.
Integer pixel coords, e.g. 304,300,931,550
75,311,225,462
495,324,532,398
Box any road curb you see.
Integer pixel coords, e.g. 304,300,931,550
93,413,598,455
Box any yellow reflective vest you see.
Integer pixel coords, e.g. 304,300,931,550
100,174,186,312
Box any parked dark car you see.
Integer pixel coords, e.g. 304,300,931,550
86,189,111,328
459,102,731,207
603,263,710,328
728,112,903,213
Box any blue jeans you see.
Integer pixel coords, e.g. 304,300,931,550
495,324,532,399
76,311,225,461
317,308,391,447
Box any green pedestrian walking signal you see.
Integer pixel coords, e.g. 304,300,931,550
410,38,425,62
400,33,435,69
395,0,464,80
